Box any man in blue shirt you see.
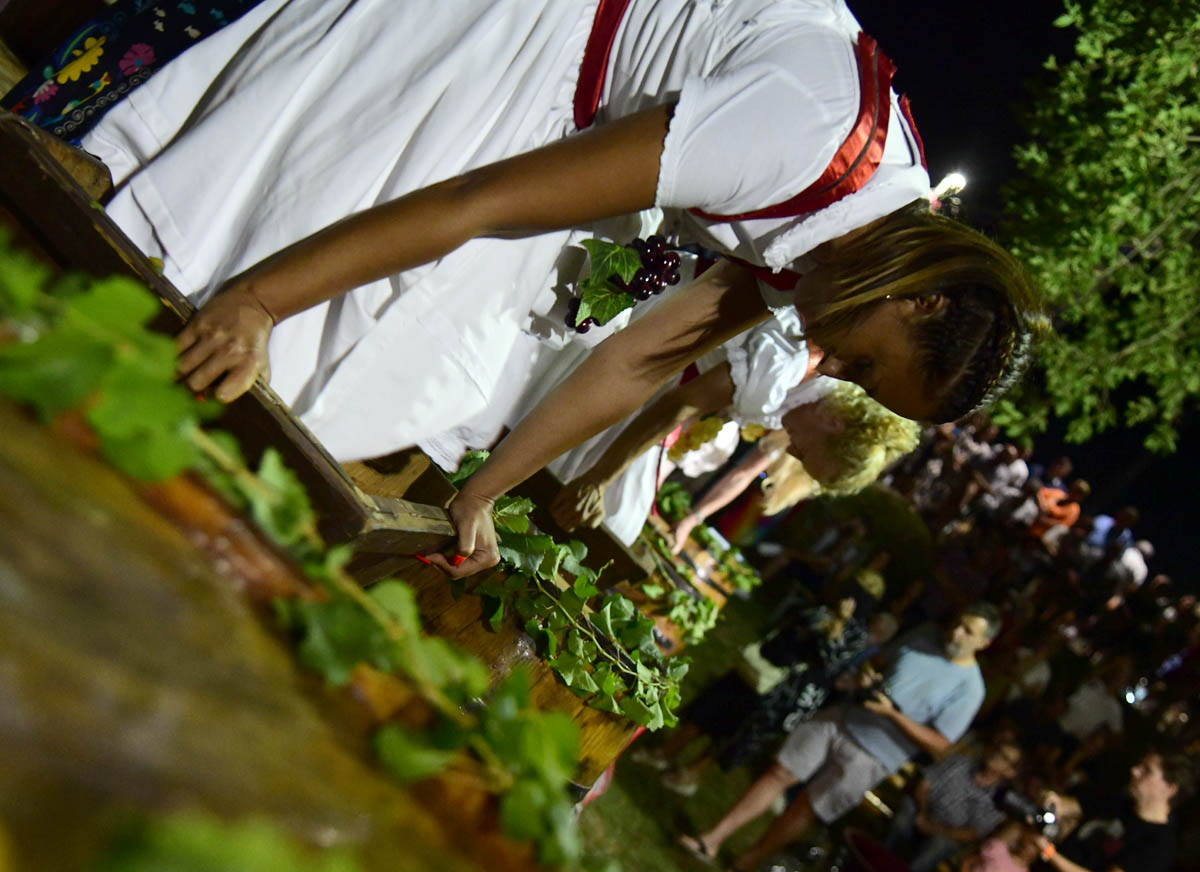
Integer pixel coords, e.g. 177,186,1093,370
682,603,1001,871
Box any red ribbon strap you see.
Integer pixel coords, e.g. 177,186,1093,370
690,31,896,223
574,0,634,131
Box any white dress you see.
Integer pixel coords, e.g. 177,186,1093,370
83,0,930,462
436,252,833,545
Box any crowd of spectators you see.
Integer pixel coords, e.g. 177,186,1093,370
642,412,1199,871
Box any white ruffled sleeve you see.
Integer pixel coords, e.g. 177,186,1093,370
654,37,858,216
696,308,816,430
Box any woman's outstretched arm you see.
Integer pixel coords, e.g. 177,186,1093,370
427,259,769,576
177,105,674,400
668,443,775,552
549,361,735,531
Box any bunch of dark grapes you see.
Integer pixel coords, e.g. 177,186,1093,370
566,235,683,333
627,235,682,300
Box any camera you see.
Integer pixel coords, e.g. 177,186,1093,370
852,678,889,705
996,788,1060,839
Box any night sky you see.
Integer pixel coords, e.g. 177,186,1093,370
846,0,1196,587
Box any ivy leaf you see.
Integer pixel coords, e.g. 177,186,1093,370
497,530,559,578
487,598,506,633
97,424,201,481
302,542,355,585
247,448,313,548
595,600,617,641
0,238,50,317
561,539,598,586
375,723,459,782
447,449,489,487
0,330,114,419
575,272,634,327
618,619,656,655
402,635,490,700
493,494,534,534
87,363,204,480
68,275,162,336
557,588,586,620
499,779,550,843
641,583,666,600
281,598,398,686
619,696,665,731
581,238,641,285
368,579,421,635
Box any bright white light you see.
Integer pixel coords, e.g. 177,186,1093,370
1125,690,1137,704
932,172,968,198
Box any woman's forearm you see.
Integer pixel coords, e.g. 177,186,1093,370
459,260,767,502
223,104,677,321
585,364,735,486
686,444,773,521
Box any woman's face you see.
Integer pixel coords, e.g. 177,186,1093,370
781,399,843,484
811,297,944,422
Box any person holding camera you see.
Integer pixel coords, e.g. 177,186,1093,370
885,738,1023,871
681,603,1001,870
1034,752,1192,872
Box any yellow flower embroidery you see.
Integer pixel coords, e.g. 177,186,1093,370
56,36,107,84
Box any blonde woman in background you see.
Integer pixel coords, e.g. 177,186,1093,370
668,386,921,552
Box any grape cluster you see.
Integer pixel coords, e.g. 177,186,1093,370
627,235,682,300
667,415,728,463
566,235,683,333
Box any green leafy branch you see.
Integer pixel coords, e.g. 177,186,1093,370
453,479,688,732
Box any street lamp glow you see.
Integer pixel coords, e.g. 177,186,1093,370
933,171,968,198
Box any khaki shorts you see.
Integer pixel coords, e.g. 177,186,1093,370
775,708,890,823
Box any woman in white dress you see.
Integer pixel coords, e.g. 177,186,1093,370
83,0,1043,575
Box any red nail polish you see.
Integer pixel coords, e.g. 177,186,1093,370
413,554,433,566
451,554,467,567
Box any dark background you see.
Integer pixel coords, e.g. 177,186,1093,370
848,0,1195,587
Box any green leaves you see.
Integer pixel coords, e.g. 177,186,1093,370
480,670,582,865
655,480,693,522
375,723,461,782
493,494,535,533
998,0,1200,452
576,238,639,327
581,239,641,286
487,499,686,732
0,231,49,317
447,448,489,487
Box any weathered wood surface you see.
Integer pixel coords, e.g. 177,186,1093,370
0,403,528,872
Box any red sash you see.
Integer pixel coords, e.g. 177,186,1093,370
573,2,914,225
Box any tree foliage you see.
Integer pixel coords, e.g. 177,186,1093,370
996,0,1200,452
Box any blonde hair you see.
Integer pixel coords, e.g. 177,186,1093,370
804,201,1048,422
759,381,920,511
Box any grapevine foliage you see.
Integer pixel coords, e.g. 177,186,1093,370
0,232,597,868
467,485,690,732
575,239,639,326
655,480,693,523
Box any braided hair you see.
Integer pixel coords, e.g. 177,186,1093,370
913,283,1042,423
804,201,1047,423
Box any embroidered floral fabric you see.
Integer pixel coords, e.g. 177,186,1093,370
1,0,262,144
